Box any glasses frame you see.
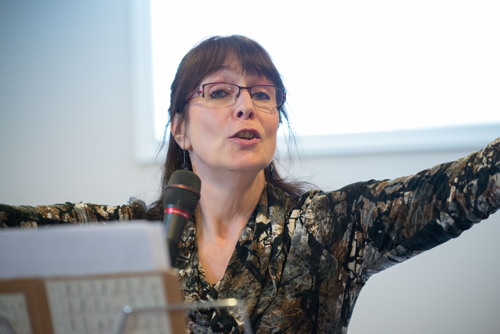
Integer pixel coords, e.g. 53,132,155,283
186,82,286,109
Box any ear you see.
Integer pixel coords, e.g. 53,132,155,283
171,113,191,150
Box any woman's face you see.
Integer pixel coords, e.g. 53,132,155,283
175,61,280,179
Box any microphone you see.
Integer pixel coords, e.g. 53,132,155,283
163,169,201,267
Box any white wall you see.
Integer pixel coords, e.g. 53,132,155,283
0,1,499,333
0,0,161,206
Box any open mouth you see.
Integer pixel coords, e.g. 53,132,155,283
233,130,260,140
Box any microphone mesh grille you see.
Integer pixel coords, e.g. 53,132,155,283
164,170,201,214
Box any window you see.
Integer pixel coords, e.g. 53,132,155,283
131,0,500,163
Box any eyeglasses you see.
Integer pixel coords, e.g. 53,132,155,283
186,82,286,113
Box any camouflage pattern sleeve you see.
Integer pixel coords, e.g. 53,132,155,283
0,200,148,228
351,137,500,278
262,138,500,333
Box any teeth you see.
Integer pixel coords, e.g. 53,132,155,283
237,131,255,139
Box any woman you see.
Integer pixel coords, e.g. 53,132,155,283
1,35,499,333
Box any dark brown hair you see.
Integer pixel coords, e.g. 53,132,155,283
145,35,306,220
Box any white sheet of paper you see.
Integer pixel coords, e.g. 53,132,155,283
0,221,169,279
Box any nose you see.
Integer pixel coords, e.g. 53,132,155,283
234,89,255,119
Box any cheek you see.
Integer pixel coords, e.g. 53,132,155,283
185,109,225,148
266,115,280,137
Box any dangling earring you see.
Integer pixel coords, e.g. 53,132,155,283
181,150,189,170
179,131,190,170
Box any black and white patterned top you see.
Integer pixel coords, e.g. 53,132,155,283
1,138,499,333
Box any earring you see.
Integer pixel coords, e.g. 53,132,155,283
181,150,189,170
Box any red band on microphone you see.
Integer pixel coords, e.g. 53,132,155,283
164,207,191,219
167,183,201,198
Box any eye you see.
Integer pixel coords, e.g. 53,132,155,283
209,89,230,99
251,87,274,101
206,83,236,100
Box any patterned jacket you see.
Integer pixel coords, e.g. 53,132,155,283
1,138,499,333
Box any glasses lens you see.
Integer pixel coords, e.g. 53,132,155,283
250,86,282,113
201,83,284,112
203,83,238,108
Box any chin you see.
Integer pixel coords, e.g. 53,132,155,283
230,160,269,174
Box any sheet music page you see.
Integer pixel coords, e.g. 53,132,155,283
0,293,33,334
45,274,171,334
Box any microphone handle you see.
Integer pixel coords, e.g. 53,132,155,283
164,210,188,267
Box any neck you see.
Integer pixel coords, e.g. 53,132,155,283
194,169,266,239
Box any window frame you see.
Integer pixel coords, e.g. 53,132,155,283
129,0,499,164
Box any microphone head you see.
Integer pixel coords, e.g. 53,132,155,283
164,170,201,215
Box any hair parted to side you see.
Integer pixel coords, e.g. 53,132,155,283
145,35,306,220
